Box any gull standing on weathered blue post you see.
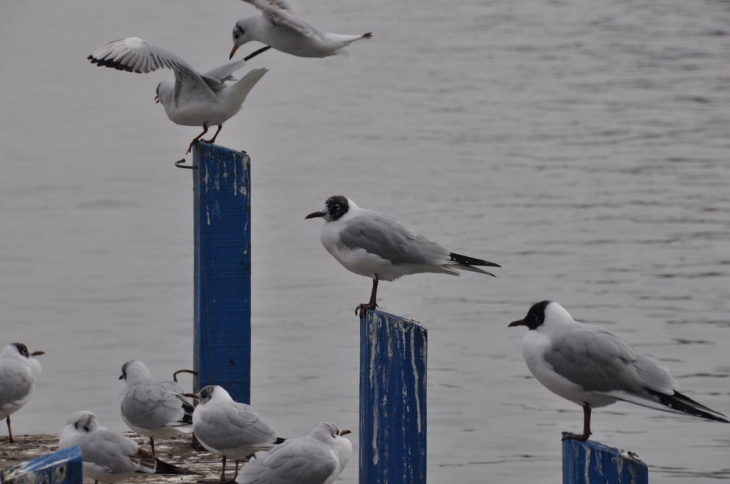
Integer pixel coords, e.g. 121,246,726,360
509,300,730,441
305,195,500,315
87,37,269,154
118,360,194,455
0,342,44,442
229,0,372,59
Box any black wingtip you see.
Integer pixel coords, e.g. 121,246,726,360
154,458,200,475
648,389,730,423
274,437,286,445
449,252,501,268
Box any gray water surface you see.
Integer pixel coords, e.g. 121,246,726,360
1,0,730,482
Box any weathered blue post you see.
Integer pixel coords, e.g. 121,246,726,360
563,439,648,484
360,310,427,484
193,143,251,404
1,445,83,484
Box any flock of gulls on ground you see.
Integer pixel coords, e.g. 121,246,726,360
3,0,729,482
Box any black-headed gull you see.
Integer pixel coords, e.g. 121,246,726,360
58,411,194,484
184,385,284,481
235,422,351,484
509,301,730,441
119,360,194,455
0,343,44,442
230,0,372,59
305,195,501,316
88,37,268,154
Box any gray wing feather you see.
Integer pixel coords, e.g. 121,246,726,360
243,0,319,38
545,325,676,394
82,431,147,474
196,403,277,450
236,439,335,484
203,59,247,84
340,211,449,265
88,37,218,104
0,364,33,407
121,383,186,429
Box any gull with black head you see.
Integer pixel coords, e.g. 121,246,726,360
306,195,501,316
509,300,730,441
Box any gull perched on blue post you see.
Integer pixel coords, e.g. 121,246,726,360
306,195,500,316
0,342,44,443
230,0,372,59
509,300,730,441
88,37,268,154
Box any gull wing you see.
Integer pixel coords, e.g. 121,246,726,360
236,438,335,484
88,37,218,104
242,0,319,38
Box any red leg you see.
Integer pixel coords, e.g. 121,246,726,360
187,124,209,154
356,279,379,316
220,455,227,482
561,404,591,441
6,416,14,443
203,125,223,144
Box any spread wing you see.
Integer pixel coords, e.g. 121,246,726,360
339,210,450,266
241,0,319,38
88,37,219,103
236,439,335,484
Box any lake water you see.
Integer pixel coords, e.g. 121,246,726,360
1,0,729,482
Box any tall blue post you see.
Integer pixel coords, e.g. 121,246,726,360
193,143,251,404
360,310,427,484
1,446,83,484
563,439,648,484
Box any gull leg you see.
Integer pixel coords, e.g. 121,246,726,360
562,404,591,441
234,460,239,478
150,437,155,455
356,278,379,316
187,123,209,154
220,455,227,482
203,125,223,145
6,416,13,443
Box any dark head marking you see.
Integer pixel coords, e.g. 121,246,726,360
120,361,129,381
509,300,550,330
325,195,349,221
199,386,215,403
12,343,29,358
234,23,246,40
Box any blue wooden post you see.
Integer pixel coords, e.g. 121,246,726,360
563,439,648,484
1,446,83,484
193,143,251,404
360,310,427,484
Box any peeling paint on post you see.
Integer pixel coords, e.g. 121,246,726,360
360,310,427,484
562,439,648,484
193,143,251,404
1,445,83,484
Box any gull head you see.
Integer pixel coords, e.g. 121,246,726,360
9,342,45,359
230,18,255,60
68,411,99,434
305,195,351,222
119,359,152,383
184,385,231,405
509,300,574,331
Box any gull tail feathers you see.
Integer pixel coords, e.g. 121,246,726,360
153,456,200,475
449,252,500,277
228,68,269,106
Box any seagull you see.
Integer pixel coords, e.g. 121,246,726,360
235,422,351,484
58,411,195,484
88,37,269,154
305,195,501,316
230,0,372,59
119,360,195,455
0,343,44,443
184,385,284,481
509,300,730,441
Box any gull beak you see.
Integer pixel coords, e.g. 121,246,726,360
183,392,199,399
305,211,326,220
340,429,352,436
229,44,240,60
508,319,527,328
31,351,45,357
118,374,124,380
154,95,160,104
